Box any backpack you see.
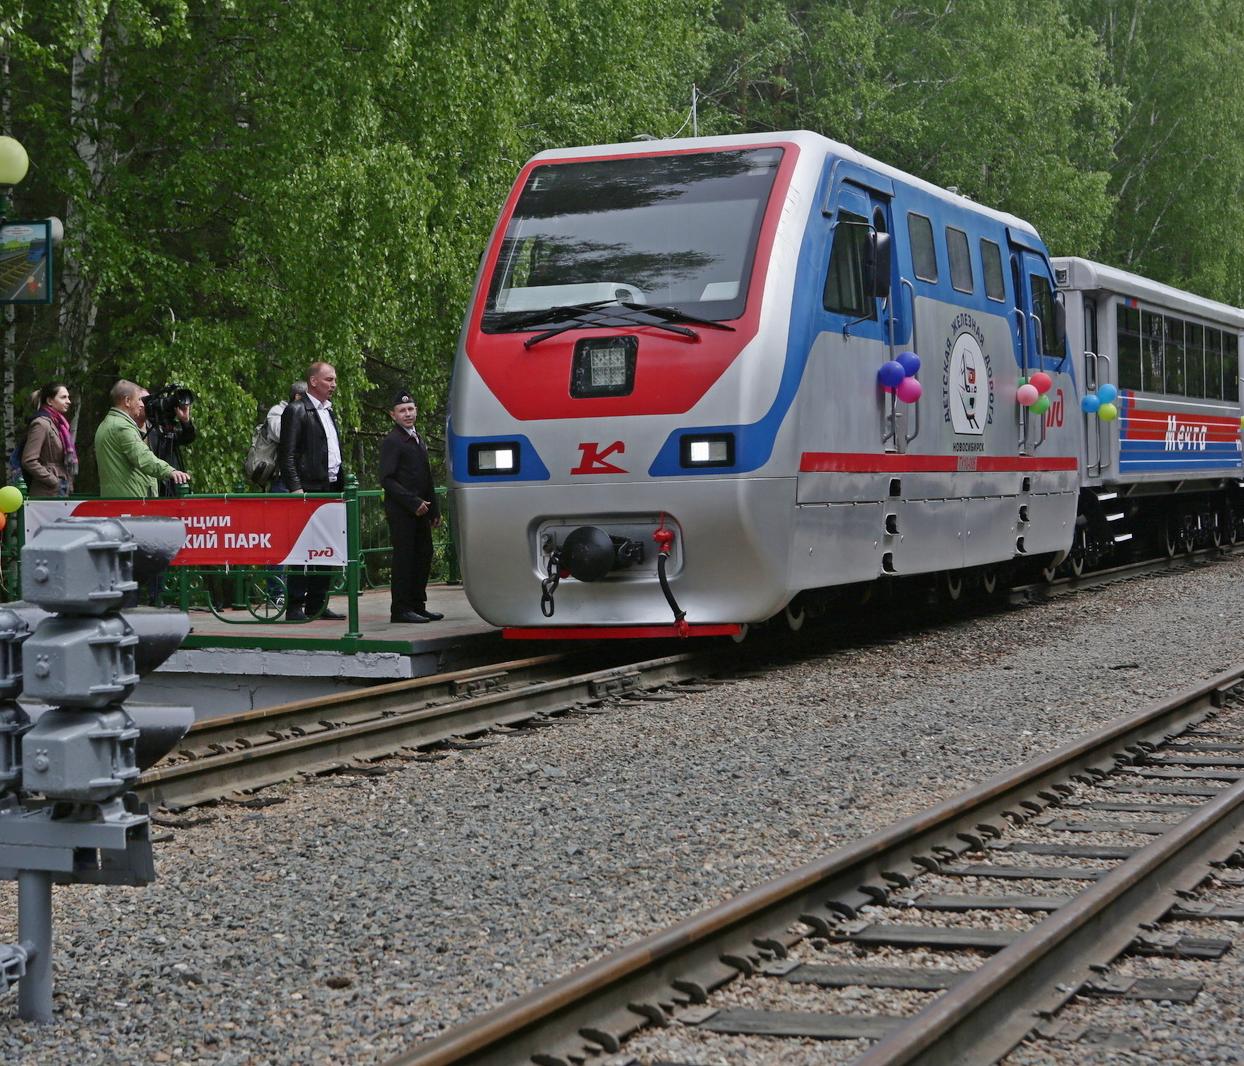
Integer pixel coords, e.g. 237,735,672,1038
244,416,280,489
8,413,49,481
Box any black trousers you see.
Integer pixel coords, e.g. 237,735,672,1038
387,505,433,615
287,477,339,612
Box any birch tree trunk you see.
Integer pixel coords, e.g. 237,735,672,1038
2,35,15,479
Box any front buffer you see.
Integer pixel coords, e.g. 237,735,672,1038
451,477,797,638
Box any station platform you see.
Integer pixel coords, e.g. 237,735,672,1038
146,584,505,718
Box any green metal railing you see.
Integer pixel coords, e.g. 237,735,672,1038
0,481,459,653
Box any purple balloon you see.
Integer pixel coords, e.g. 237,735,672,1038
878,360,905,389
897,351,921,377
896,376,923,404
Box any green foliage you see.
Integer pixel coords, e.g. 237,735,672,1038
4,0,1244,496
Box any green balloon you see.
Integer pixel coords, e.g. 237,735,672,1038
0,486,24,514
1031,394,1051,415
1097,401,1119,422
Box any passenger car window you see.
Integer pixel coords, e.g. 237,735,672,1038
1143,311,1164,393
1224,333,1240,401
1205,329,1223,400
946,227,973,293
1117,305,1142,391
1164,317,1185,395
1186,323,1204,397
907,213,937,282
823,212,876,319
980,239,1005,301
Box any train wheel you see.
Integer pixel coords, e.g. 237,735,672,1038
731,623,750,644
783,599,806,632
1180,519,1195,555
1163,519,1179,559
1212,517,1224,549
1069,551,1086,578
980,566,999,596
942,570,964,602
1040,559,1058,583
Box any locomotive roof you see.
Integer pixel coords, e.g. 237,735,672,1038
1053,256,1244,328
530,130,1044,243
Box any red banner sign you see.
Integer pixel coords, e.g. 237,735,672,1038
24,497,348,567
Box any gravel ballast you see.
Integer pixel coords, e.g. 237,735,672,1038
3,558,1244,1064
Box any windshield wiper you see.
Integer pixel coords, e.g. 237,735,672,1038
483,300,616,332
615,302,737,332
523,301,739,349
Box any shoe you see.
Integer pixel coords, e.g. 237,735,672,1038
284,606,306,622
390,610,430,624
318,608,346,621
415,609,444,621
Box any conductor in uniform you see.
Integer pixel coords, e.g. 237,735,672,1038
380,388,443,624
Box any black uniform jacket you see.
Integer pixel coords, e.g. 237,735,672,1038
379,425,439,519
279,396,344,491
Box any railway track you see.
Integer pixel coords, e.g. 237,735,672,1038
385,667,1244,1066
137,650,723,809
138,544,1242,811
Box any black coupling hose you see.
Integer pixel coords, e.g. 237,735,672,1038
656,551,686,628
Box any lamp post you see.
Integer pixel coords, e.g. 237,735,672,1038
0,135,29,219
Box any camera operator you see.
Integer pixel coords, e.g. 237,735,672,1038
144,385,197,497
95,380,190,498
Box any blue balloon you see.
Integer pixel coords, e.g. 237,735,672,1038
1081,393,1100,414
1097,382,1119,404
877,360,906,389
897,351,921,377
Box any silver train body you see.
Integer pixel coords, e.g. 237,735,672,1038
446,131,1241,637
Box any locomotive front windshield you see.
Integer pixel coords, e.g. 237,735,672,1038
483,148,783,328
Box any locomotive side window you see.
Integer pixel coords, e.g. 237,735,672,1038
946,227,973,293
1164,317,1186,395
980,239,1005,301
1186,323,1205,397
1117,305,1142,391
1029,274,1057,354
908,213,938,282
823,212,876,319
1224,334,1240,401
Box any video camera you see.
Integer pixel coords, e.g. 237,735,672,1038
142,384,196,431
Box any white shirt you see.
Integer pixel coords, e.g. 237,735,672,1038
309,394,341,482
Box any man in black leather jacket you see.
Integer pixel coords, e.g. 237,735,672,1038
278,361,345,621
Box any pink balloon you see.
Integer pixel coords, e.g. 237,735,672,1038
896,376,923,403
1016,383,1039,406
1029,371,1053,394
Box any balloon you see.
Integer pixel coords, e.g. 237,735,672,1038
1031,394,1052,415
1098,383,1119,404
1016,383,1039,407
1029,371,1053,394
897,351,921,377
1097,402,1118,422
0,512,7,532
0,486,23,514
1017,376,1028,386
896,376,923,403
1081,393,1101,414
877,361,906,390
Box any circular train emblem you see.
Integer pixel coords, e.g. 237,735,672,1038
942,312,994,435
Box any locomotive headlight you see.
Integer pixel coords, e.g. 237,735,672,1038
680,433,734,467
468,442,520,475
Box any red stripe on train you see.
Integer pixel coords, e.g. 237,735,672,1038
504,624,742,640
1122,402,1240,443
798,452,1078,473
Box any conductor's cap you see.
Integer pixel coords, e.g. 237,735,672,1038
391,388,415,408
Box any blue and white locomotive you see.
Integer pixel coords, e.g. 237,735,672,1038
446,131,1241,637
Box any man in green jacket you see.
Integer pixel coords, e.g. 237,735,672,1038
95,380,191,497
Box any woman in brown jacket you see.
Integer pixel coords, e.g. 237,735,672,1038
20,382,78,497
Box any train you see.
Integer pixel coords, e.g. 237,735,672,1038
445,130,1244,639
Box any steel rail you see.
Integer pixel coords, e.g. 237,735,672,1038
855,772,1244,1065
177,653,573,757
1011,542,1242,602
137,652,712,809
384,667,1244,1066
